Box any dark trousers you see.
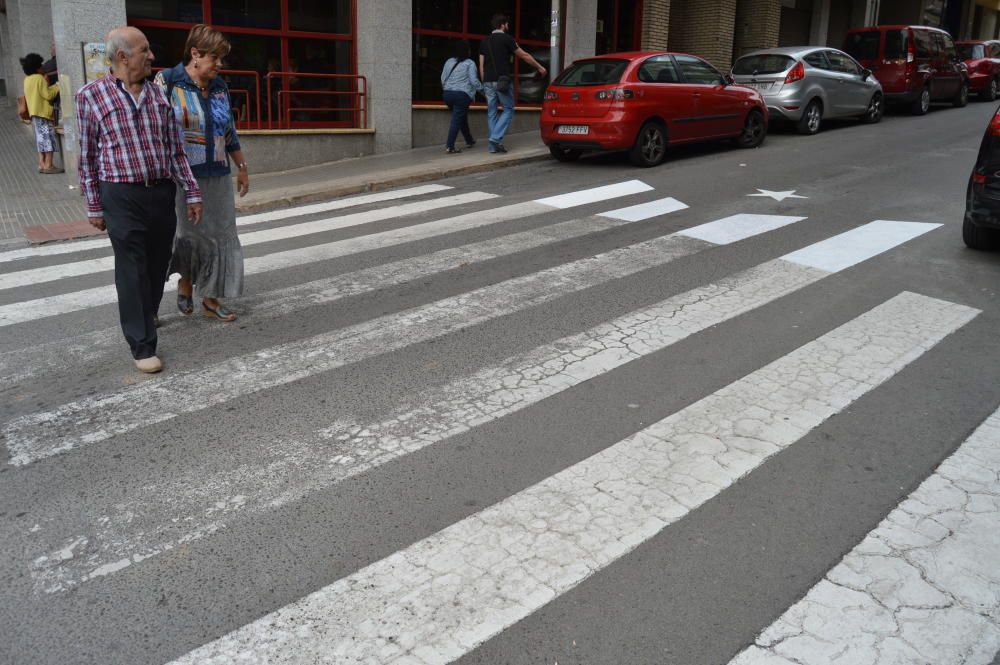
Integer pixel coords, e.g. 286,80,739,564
443,90,474,149
100,181,178,360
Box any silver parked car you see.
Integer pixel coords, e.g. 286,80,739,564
731,46,883,135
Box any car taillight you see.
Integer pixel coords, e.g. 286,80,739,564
544,90,559,101
989,110,1000,136
907,40,915,63
973,173,987,184
595,88,634,101
784,62,805,84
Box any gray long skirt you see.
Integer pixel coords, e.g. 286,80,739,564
170,175,244,298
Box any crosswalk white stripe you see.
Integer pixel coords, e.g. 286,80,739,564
0,192,497,292
234,184,453,226
782,220,940,272
534,179,653,208
0,201,552,327
0,184,454,265
598,196,688,221
729,406,1000,665
677,213,811,245
24,221,941,595
0,215,639,384
165,292,978,665
3,213,804,467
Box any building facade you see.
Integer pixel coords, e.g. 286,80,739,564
1,0,997,173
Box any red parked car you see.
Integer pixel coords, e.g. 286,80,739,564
957,39,1000,101
540,52,768,167
843,25,969,114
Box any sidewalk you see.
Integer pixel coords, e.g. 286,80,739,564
0,101,549,246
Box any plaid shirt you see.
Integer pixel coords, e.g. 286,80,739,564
76,71,201,218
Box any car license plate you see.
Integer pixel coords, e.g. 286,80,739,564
746,82,773,91
557,125,589,135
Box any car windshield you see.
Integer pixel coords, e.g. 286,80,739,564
844,31,881,60
732,54,793,75
958,44,985,60
553,59,628,86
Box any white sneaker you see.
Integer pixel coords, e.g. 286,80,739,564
134,356,163,373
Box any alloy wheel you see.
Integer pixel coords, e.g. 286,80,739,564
641,126,664,164
921,89,930,114
865,94,883,122
739,111,765,147
991,80,998,101
807,105,821,133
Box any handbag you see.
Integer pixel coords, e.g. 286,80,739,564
16,95,29,122
486,36,512,93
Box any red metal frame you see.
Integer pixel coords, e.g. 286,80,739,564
129,0,358,129
266,71,367,129
411,0,564,106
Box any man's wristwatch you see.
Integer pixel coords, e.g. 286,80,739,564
236,162,248,171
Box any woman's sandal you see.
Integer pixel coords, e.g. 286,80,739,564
203,300,237,322
177,293,194,315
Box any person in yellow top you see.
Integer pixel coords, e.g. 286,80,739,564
21,52,63,174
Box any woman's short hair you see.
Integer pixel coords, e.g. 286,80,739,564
454,40,471,61
20,53,44,76
182,24,232,65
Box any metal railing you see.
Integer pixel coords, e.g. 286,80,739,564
265,72,368,130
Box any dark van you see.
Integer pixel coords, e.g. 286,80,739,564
843,25,968,114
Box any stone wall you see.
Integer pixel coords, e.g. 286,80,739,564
564,0,598,66
356,0,412,153
733,0,781,60
641,0,671,50
667,0,738,69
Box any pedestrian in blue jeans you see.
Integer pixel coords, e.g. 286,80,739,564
441,40,482,154
479,13,547,154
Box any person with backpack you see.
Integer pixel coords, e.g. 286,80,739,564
478,13,546,154
441,40,482,154
155,24,248,325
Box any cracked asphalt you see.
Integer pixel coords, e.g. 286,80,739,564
3,100,1000,665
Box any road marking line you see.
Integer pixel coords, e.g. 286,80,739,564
234,184,453,227
3,213,803,466
729,406,1000,665
535,179,653,208
0,184,454,265
0,192,497,292
677,213,806,245
26,221,942,595
782,220,941,272
599,196,688,221
165,292,978,665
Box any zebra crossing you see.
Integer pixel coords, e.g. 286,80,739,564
1,176,997,665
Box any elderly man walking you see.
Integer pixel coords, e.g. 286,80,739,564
76,26,202,373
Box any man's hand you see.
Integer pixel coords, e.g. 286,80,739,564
89,216,106,231
236,169,249,197
537,66,548,79
187,202,203,225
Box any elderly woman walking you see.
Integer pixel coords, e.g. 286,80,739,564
155,24,248,322
21,52,63,174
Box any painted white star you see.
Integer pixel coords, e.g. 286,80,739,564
747,189,808,201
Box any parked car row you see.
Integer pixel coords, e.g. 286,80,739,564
540,24,988,168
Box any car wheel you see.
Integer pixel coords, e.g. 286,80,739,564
911,86,931,115
963,217,997,250
982,78,998,102
549,145,582,162
796,100,822,135
953,81,969,107
628,121,667,168
734,109,766,148
861,92,883,124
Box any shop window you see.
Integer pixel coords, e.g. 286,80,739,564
127,0,202,23
468,2,515,35
288,0,352,34
211,0,280,29
413,0,465,33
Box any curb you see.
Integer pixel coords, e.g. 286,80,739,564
235,150,550,215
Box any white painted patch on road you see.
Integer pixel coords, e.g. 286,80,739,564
534,180,653,209
729,406,1000,665
235,184,453,227
165,293,978,665
782,220,941,273
4,207,805,466
599,197,689,221
0,192,496,292
676,213,805,245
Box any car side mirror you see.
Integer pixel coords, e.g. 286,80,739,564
724,73,735,85
862,68,872,80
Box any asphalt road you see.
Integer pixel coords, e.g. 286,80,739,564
2,99,1000,665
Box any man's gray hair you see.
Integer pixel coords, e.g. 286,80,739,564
106,31,132,61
